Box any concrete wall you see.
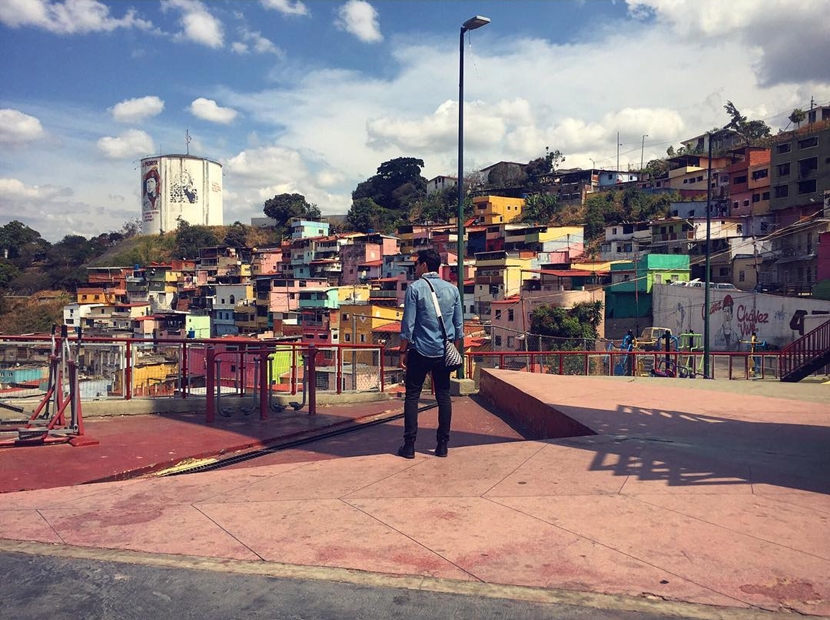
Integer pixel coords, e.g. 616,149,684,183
653,283,830,349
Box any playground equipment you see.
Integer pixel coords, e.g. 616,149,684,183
636,326,673,351
647,329,688,378
606,332,636,376
741,333,767,380
0,326,98,447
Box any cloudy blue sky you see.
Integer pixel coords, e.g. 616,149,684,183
1,0,829,242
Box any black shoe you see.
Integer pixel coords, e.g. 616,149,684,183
397,440,415,459
434,440,448,458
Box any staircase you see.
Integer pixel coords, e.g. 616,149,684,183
780,319,830,382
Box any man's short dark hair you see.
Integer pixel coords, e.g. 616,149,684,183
416,248,441,272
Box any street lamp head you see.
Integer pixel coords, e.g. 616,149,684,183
462,15,490,31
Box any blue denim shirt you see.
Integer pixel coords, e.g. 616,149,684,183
400,273,463,358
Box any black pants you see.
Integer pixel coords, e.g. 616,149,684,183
403,349,452,443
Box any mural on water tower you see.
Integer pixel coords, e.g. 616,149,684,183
141,160,160,222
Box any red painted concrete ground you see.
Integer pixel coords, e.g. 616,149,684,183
0,399,408,492
1,373,828,616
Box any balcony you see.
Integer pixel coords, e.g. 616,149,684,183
369,290,398,299
475,275,504,285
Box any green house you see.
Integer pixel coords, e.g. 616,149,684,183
606,255,690,318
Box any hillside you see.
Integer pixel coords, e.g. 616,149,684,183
0,291,73,335
86,225,280,267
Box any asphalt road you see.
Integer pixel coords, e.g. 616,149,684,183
0,551,742,620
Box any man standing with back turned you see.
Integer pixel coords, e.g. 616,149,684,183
397,249,463,459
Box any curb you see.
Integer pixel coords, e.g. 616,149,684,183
0,540,808,620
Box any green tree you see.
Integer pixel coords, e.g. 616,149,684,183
526,148,565,179
724,100,771,145
353,157,427,212
411,186,471,224
788,108,807,129
263,193,321,237
174,219,220,260
644,158,670,180
346,198,399,233
0,261,21,289
224,221,248,248
519,193,559,224
7,271,50,295
583,193,624,241
529,301,603,352
0,220,49,268
47,235,96,268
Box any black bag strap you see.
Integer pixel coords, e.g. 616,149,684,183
421,276,450,342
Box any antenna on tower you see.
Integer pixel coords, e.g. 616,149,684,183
185,129,191,155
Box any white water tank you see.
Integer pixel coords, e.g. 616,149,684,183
140,154,223,235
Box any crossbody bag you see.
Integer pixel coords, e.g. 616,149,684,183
421,276,463,371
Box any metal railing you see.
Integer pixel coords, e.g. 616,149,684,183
780,319,830,381
2,334,825,413
464,350,785,382
0,335,386,405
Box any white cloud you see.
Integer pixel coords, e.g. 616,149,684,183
231,28,282,56
0,0,152,34
335,0,382,44
163,0,224,48
260,0,309,17
0,109,45,144
110,96,165,123
626,0,830,85
188,98,239,124
222,144,352,220
97,129,154,159
0,177,64,200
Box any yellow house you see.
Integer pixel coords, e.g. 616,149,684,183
473,195,525,225
76,287,120,304
473,251,533,318
334,285,371,304
339,303,403,367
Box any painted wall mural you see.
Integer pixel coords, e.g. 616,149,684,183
655,285,830,349
141,160,160,223
169,170,198,204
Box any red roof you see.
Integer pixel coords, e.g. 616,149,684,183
359,260,383,267
372,277,402,283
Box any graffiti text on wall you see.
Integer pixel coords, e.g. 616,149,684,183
706,295,769,339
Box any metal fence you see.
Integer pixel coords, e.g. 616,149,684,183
465,350,786,382
1,334,822,412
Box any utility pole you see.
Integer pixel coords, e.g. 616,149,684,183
616,132,621,177
640,134,648,172
704,133,714,378
634,252,640,336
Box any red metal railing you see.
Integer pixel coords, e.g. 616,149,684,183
779,319,830,381
0,335,387,402
464,349,784,381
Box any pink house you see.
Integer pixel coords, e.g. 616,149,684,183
251,248,283,276
340,233,400,285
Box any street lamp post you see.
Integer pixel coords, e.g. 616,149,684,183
457,14,490,379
